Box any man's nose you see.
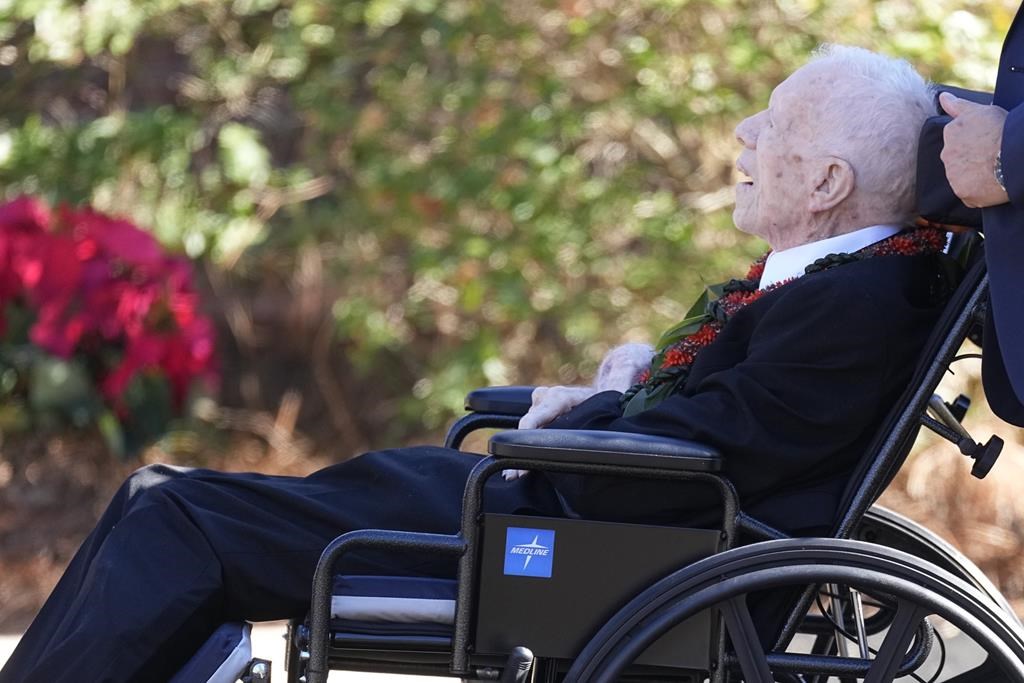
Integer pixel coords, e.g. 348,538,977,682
735,112,762,149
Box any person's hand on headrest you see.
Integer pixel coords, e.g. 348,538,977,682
938,92,1009,209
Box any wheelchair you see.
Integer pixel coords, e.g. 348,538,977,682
174,89,1024,683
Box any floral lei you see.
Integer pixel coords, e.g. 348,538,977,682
620,227,948,416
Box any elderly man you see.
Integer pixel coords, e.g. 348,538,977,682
1,45,948,682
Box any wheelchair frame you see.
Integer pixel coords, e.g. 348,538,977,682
251,241,1024,683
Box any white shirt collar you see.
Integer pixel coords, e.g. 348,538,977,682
759,224,903,290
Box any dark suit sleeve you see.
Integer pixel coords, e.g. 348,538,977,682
982,311,1024,425
545,276,893,518
980,105,1024,422
1002,103,1024,207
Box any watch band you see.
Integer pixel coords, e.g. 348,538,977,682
995,150,1007,192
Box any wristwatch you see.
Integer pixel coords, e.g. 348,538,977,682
995,150,1007,192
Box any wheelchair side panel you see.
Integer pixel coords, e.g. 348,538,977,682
474,513,720,668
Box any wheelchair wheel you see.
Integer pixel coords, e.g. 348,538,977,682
565,538,1024,683
857,506,1019,624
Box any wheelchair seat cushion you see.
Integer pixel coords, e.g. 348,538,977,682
332,575,456,625
169,621,253,683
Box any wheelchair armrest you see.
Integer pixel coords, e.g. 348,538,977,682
488,429,722,472
464,385,536,416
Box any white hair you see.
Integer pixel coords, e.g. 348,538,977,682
806,44,937,221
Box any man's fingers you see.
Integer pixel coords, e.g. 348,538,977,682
939,92,988,118
520,386,584,429
939,91,965,118
531,402,561,426
518,402,558,429
518,412,540,430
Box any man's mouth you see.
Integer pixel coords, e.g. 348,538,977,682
735,161,754,186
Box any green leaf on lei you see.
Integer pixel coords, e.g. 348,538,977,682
653,281,729,351
621,386,650,417
622,371,688,417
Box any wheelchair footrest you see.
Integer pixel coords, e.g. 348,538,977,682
170,621,254,683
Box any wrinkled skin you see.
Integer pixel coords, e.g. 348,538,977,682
733,61,859,249
502,343,654,480
939,92,1010,209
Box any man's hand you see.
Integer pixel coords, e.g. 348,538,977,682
502,386,597,480
594,342,655,391
518,385,596,430
939,92,1010,208
515,344,653,430
502,344,654,481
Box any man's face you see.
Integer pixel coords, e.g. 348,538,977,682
733,64,837,248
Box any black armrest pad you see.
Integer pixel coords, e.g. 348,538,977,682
465,385,535,416
488,429,722,472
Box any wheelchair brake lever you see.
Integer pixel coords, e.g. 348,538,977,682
927,394,972,441
924,394,1003,479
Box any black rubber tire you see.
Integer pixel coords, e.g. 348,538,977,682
566,538,1024,683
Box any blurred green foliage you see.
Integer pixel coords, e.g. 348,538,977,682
0,0,1016,450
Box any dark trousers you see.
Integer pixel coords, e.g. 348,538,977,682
0,447,562,683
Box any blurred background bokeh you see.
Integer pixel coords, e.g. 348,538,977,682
0,0,1021,631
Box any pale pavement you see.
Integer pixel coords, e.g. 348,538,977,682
0,622,451,682
0,620,986,679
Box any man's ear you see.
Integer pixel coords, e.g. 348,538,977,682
808,157,855,212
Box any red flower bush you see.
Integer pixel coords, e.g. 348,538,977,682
0,196,218,426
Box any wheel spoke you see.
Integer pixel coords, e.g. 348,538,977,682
570,540,1024,683
864,599,930,683
720,596,773,683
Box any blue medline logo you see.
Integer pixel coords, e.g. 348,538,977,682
504,527,556,578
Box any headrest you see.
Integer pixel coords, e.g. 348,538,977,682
916,85,993,230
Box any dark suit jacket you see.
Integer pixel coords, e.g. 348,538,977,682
982,3,1024,424
544,254,948,534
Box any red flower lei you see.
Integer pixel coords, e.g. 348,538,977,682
620,227,948,416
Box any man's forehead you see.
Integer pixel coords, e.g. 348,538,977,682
770,62,851,114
